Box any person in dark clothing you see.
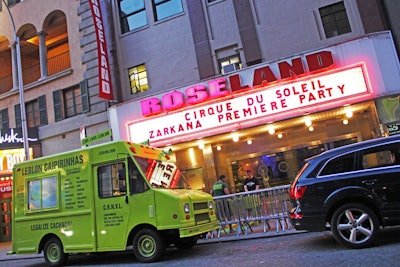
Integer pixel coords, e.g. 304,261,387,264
244,170,260,191
210,175,230,196
210,175,233,233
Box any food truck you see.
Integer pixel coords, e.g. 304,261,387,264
10,141,219,266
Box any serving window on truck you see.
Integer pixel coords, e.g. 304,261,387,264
27,176,57,210
98,162,127,198
97,158,150,198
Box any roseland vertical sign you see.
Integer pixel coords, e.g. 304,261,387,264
89,0,114,100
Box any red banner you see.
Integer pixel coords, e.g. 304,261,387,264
0,180,12,199
88,0,114,100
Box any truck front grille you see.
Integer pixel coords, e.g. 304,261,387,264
195,213,210,223
193,202,208,210
193,202,210,224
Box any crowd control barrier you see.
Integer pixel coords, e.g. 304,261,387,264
211,185,293,238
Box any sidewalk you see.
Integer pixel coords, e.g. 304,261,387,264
0,225,304,261
0,240,43,261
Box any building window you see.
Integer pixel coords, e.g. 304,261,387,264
26,100,40,128
53,81,89,122
64,87,83,117
0,109,8,130
319,1,351,38
15,96,48,128
129,64,148,94
118,0,147,34
219,55,242,74
152,0,183,21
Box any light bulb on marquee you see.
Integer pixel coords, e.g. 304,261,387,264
268,127,275,135
346,110,353,118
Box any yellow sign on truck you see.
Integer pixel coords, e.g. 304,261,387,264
10,141,219,266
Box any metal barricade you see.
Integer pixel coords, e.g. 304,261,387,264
213,195,242,237
211,185,292,238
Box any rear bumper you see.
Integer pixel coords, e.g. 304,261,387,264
289,207,327,232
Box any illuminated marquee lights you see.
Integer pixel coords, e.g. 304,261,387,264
127,64,371,145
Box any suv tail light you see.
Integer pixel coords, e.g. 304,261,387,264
290,185,307,199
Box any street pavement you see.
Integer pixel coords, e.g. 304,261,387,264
0,223,302,262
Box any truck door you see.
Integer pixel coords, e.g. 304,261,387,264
94,161,131,250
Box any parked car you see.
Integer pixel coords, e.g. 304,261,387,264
289,135,400,248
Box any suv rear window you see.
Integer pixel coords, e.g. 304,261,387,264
319,152,356,176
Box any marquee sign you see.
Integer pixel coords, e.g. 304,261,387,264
127,63,371,145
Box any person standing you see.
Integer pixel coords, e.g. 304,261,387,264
243,170,260,219
244,170,260,191
210,175,230,196
210,175,233,233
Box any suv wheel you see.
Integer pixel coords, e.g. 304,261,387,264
331,203,379,249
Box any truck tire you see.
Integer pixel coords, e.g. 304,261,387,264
43,237,69,267
331,203,379,249
133,228,165,263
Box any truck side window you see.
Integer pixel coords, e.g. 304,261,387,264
128,158,148,194
27,176,57,210
98,162,127,198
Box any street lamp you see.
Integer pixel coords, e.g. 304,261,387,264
2,0,30,160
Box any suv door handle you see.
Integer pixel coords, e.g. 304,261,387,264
362,179,377,186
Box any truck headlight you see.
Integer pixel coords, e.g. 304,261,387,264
208,201,214,210
184,203,190,213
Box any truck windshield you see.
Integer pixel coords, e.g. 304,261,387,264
133,156,190,189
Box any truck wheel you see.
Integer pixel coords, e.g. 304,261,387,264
133,228,165,263
331,203,379,249
43,237,69,267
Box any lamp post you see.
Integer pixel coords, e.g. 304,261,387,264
2,0,30,160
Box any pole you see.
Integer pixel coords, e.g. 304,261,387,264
2,0,30,160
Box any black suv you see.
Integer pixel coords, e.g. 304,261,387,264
289,135,400,248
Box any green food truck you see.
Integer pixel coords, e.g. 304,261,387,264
10,141,219,266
